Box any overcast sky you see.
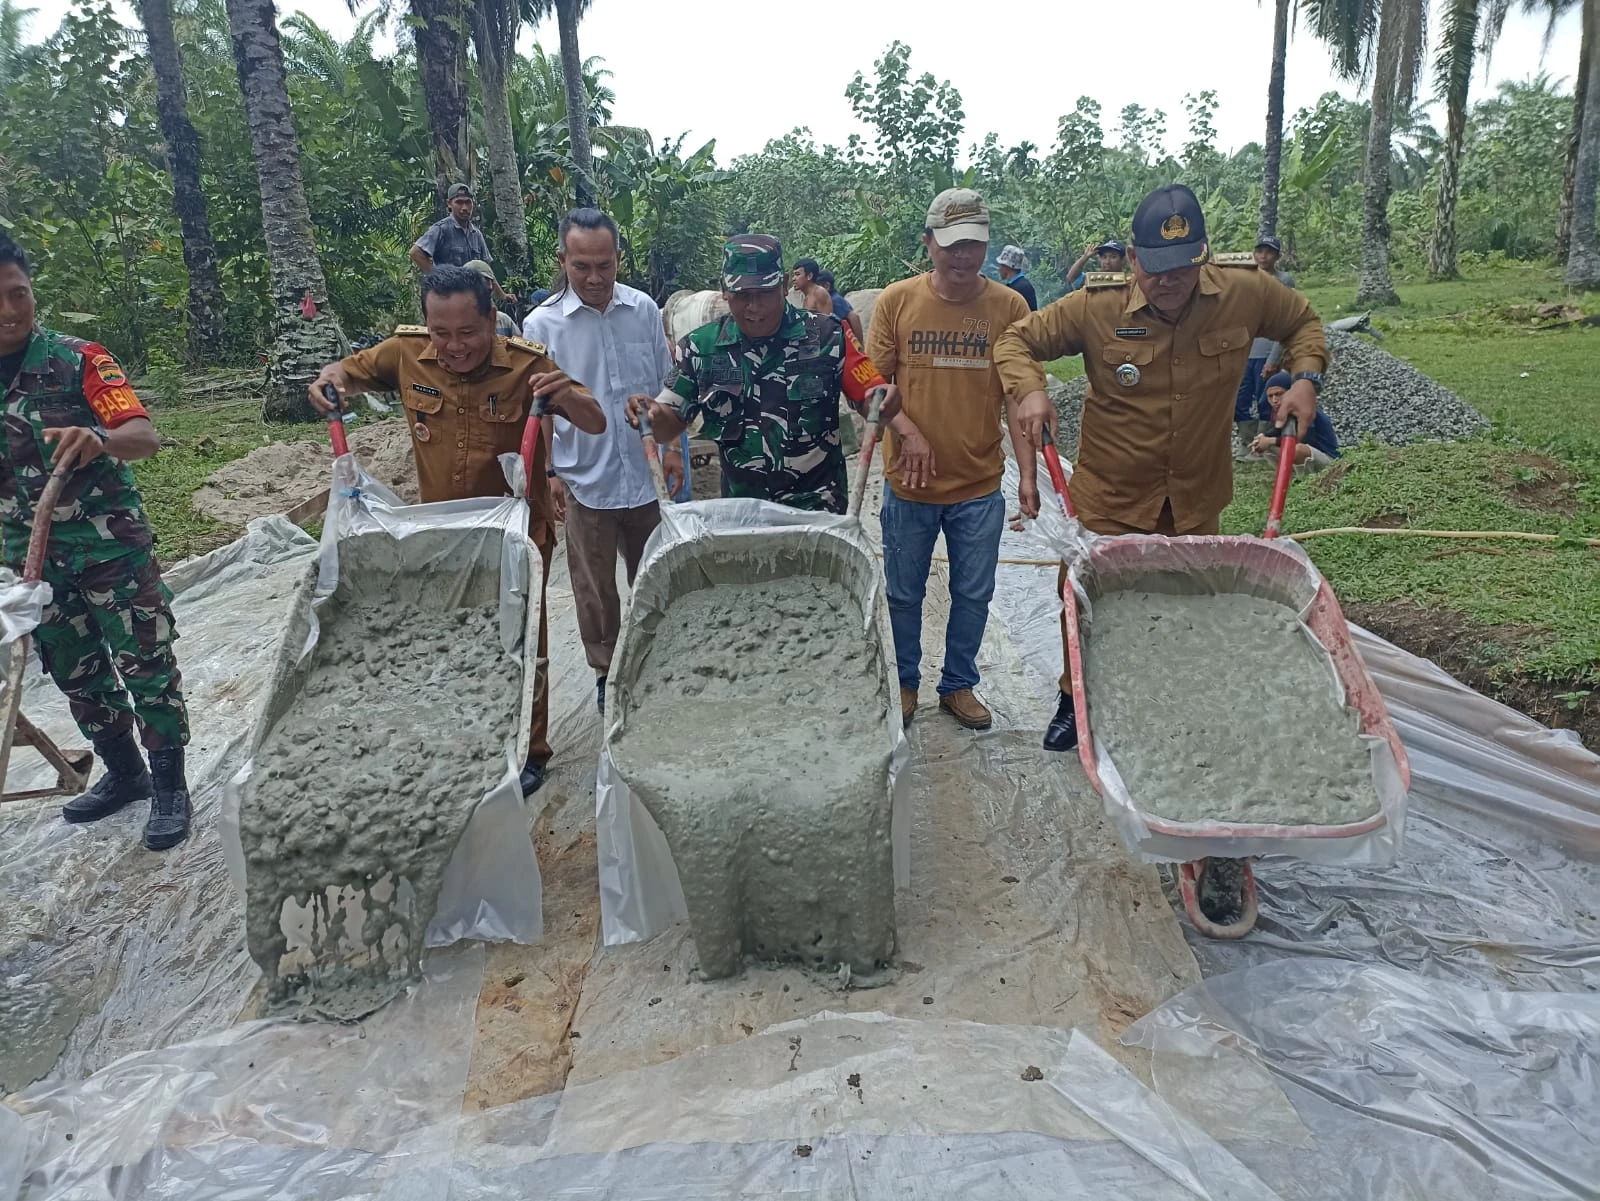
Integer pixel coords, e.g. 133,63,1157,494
23,0,1584,162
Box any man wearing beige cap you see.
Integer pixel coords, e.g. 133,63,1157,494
867,188,1038,732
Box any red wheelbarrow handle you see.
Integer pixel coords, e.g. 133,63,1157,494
1264,416,1299,540
518,396,549,497
321,384,350,458
1037,424,1077,520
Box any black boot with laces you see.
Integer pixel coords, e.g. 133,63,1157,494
61,729,152,824
144,745,192,851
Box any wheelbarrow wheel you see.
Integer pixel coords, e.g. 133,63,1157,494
1179,857,1259,939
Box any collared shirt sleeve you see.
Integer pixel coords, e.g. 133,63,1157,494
993,291,1089,398
339,336,409,396
412,219,441,256
864,285,898,381
838,321,887,410
1252,273,1327,375
79,342,150,428
665,334,701,420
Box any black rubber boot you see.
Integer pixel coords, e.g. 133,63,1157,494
1196,858,1247,927
144,746,192,851
61,729,152,824
520,759,546,798
1042,691,1079,752
596,676,607,716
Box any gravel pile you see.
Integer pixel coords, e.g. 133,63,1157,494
1042,327,1488,454
1319,329,1488,443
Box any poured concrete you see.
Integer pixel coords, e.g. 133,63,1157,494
610,575,895,979
1083,590,1380,827
242,595,520,1019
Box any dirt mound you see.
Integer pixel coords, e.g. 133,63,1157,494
192,421,418,525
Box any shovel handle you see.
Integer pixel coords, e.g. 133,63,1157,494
1038,423,1077,519
1264,416,1298,540
847,388,886,520
636,407,674,506
322,384,349,457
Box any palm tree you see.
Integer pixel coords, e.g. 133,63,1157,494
529,0,595,205
1568,0,1600,286
133,0,227,357
1259,0,1291,238
1427,0,1511,279
1356,0,1427,305
1530,0,1587,260
411,0,473,205
471,0,529,274
223,0,346,421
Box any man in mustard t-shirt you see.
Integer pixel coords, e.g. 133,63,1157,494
868,189,1039,732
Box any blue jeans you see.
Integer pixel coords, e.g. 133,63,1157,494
881,486,1005,695
1235,357,1270,422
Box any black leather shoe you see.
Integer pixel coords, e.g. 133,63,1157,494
1042,691,1079,752
62,729,152,824
520,759,547,797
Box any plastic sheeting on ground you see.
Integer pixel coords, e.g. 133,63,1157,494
5,442,1600,1199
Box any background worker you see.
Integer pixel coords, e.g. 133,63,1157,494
410,185,512,301
791,257,834,315
1064,240,1127,290
993,184,1325,754
0,235,192,851
1250,370,1340,470
629,235,900,512
308,266,604,797
816,269,865,342
868,189,1035,733
463,259,519,335
1234,234,1297,447
995,245,1038,311
524,208,684,716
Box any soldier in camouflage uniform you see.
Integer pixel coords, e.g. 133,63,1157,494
627,235,900,513
0,235,191,851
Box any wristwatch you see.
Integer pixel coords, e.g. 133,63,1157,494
1291,371,1324,394
545,469,558,479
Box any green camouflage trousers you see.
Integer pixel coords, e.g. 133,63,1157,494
34,548,189,749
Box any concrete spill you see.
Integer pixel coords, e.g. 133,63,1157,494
1083,590,1380,827
241,595,519,1020
612,575,895,979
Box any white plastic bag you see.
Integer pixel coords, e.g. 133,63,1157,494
595,498,912,947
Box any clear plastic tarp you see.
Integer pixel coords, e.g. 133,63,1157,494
4,445,1598,1200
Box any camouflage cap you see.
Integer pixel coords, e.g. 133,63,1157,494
722,234,785,292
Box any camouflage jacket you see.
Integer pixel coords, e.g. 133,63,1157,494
668,305,882,514
0,326,154,567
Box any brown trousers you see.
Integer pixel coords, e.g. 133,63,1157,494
564,496,661,675
1055,500,1221,693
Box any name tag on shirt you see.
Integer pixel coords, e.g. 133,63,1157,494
412,383,442,397
1114,328,1149,338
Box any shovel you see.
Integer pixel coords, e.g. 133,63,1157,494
847,387,888,520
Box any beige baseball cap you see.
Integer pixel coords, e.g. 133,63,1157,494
925,188,991,247
462,259,495,281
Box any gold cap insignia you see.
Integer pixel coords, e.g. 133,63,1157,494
1160,214,1190,241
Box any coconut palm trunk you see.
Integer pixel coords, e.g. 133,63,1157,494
1356,0,1415,306
224,0,346,422
1566,0,1600,287
471,0,529,275
1259,0,1290,239
135,0,227,358
1427,0,1484,280
555,0,594,206
1557,0,1593,261
413,0,473,205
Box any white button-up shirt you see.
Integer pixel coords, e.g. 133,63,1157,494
523,282,673,510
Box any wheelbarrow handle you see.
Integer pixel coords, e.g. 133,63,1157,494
321,384,350,458
847,387,887,520
1264,416,1298,540
1037,423,1077,519
519,396,549,498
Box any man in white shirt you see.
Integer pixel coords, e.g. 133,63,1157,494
524,209,684,715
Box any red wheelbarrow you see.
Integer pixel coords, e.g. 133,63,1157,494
0,461,96,804
1038,422,1411,938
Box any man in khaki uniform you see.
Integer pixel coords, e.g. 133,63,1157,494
995,184,1327,753
309,265,605,797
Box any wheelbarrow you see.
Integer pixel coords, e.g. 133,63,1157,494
1039,421,1410,938
0,461,96,804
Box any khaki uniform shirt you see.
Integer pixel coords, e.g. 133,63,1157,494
339,328,594,535
993,263,1327,530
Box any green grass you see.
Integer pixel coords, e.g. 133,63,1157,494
1040,264,1600,694
134,388,328,563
